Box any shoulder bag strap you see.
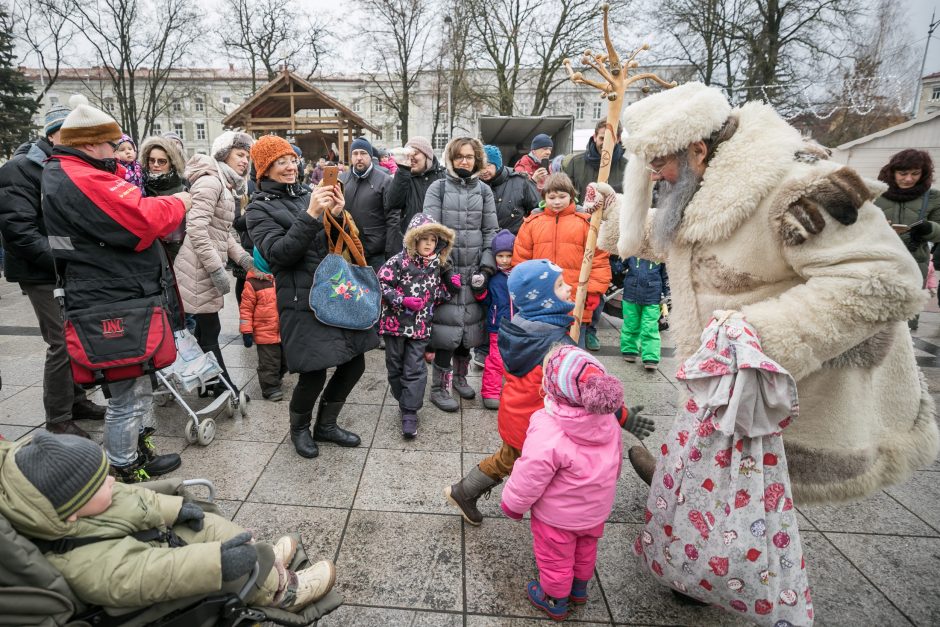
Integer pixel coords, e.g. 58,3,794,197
324,210,369,267
920,191,930,221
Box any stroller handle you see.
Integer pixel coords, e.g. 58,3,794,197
181,478,216,502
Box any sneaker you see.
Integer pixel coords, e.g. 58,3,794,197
471,350,486,369
273,534,299,566
263,388,284,402
585,330,600,351
401,413,418,439
569,578,589,605
622,353,638,363
527,580,569,620
72,398,106,421
643,361,658,371
46,420,90,439
284,560,336,612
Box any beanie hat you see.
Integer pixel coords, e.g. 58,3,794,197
211,130,254,163
161,131,186,152
531,134,553,151
250,135,295,182
507,259,573,327
483,145,503,170
406,136,434,162
291,143,303,158
253,247,270,275
491,229,515,254
58,95,122,147
116,133,136,151
543,345,624,413
44,100,73,137
15,431,109,520
350,137,373,155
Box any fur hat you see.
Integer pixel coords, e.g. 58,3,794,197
250,135,295,182
483,144,503,170
58,94,122,147
212,131,254,163
542,344,623,413
491,229,515,255
406,136,434,161
531,133,553,151
15,432,109,520
616,82,732,258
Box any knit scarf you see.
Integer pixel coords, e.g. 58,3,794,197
882,177,933,203
218,160,247,196
144,170,184,196
584,137,624,167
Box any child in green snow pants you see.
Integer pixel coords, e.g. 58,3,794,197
618,256,669,365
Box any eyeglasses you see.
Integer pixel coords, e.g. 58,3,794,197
274,158,299,168
148,157,168,166
107,141,121,150
454,154,475,163
645,156,675,176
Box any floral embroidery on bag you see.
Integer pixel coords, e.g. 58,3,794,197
329,268,371,301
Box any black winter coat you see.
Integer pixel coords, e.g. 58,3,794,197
386,157,446,251
245,180,379,373
485,166,540,234
0,138,56,284
340,166,393,258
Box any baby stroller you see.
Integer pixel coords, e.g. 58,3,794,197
0,478,342,627
153,331,249,446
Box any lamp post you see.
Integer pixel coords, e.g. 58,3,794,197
911,9,940,118
444,15,454,136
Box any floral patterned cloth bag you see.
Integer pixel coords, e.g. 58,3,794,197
634,313,813,626
308,211,381,330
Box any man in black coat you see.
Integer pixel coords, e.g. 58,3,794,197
479,144,540,234
0,102,107,438
386,136,446,252
340,137,393,272
562,119,627,202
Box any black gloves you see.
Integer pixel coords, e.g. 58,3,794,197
242,333,254,348
616,405,655,440
220,532,257,581
909,221,932,240
176,502,205,531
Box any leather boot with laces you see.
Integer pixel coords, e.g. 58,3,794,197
46,420,90,439
138,427,157,464
289,410,319,458
313,401,360,447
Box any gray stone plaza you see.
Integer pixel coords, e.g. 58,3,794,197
0,280,938,626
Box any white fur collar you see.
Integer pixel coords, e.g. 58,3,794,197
677,102,804,245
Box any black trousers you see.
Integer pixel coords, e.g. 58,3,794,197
256,343,286,394
384,335,429,413
289,353,366,414
193,312,235,390
433,345,470,369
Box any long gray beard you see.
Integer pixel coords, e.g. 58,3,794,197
651,155,701,251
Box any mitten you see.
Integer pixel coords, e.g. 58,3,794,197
402,296,424,312
210,268,232,295
910,221,932,240
175,502,205,531
470,273,486,289
220,532,257,581
500,501,523,521
449,273,462,289
583,182,617,214
242,333,254,348
616,405,655,440
237,252,255,273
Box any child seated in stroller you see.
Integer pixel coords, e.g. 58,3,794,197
0,431,333,612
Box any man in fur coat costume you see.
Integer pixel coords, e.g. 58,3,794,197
595,82,938,504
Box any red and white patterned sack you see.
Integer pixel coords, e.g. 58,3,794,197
634,313,813,626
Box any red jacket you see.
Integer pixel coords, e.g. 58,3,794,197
512,203,611,323
513,154,545,191
238,270,280,344
498,366,545,450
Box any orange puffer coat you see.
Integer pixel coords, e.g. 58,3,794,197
238,269,280,344
511,203,611,323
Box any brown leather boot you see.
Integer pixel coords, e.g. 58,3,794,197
628,445,656,486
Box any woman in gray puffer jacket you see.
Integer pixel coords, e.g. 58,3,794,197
423,138,499,411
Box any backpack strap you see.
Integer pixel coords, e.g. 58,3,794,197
919,191,930,221
30,527,187,554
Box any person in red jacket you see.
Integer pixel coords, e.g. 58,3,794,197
239,249,286,401
514,134,553,192
512,173,611,350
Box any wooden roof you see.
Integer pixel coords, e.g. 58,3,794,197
222,69,380,136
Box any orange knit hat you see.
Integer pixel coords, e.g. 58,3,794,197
251,135,296,182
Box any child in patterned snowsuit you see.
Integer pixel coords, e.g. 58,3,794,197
377,214,460,438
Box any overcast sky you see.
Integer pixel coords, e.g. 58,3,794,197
907,0,940,76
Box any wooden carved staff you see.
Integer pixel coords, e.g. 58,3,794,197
563,4,675,342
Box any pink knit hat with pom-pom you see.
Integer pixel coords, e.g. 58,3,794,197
542,345,623,414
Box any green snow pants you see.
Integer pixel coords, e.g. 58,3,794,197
620,301,662,363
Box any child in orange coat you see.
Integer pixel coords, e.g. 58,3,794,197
239,249,285,401
511,173,611,349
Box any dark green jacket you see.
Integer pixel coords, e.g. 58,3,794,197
874,188,940,264
561,137,627,202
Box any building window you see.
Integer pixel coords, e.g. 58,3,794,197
172,99,182,112
576,102,584,120
593,102,602,119
195,98,204,112
104,97,115,113
153,122,162,134
374,99,384,113
173,123,184,140
49,96,59,106
932,86,940,101
196,123,206,140
222,96,231,104
395,125,402,142
352,100,361,113
433,132,448,151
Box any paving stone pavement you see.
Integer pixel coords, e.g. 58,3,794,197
1,279,939,626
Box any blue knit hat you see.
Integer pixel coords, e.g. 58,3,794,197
483,145,503,170
44,103,72,137
350,137,373,155
507,259,573,326
253,248,270,275
291,144,303,158
531,134,553,151
491,229,515,254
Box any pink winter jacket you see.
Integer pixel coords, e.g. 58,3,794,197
501,401,623,531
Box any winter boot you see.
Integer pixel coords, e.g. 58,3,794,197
111,460,151,484
430,365,459,412
401,412,418,439
445,466,500,525
585,328,601,351
282,560,337,612
263,387,284,402
313,401,361,447
71,397,106,420
628,445,656,486
290,410,319,458
569,578,589,605
46,420,90,439
527,580,569,620
142,451,181,477
452,356,476,400
482,397,500,410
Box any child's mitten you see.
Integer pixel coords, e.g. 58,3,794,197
402,296,424,312
176,502,205,531
220,532,257,581
242,333,254,348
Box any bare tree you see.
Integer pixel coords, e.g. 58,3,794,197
359,0,432,144
8,0,76,103
219,0,331,91
54,0,202,140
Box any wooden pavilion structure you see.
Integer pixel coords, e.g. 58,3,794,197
222,69,380,162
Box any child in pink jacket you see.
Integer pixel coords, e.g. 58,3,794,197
500,345,624,620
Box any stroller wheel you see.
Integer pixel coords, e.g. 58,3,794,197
154,393,169,407
184,417,199,443
225,396,236,418
238,390,250,418
197,418,216,446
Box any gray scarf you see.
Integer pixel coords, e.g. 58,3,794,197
217,160,247,196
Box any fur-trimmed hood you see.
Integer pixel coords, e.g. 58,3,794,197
139,135,186,175
402,213,455,264
442,137,485,182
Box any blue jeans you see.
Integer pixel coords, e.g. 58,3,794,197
104,377,154,466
